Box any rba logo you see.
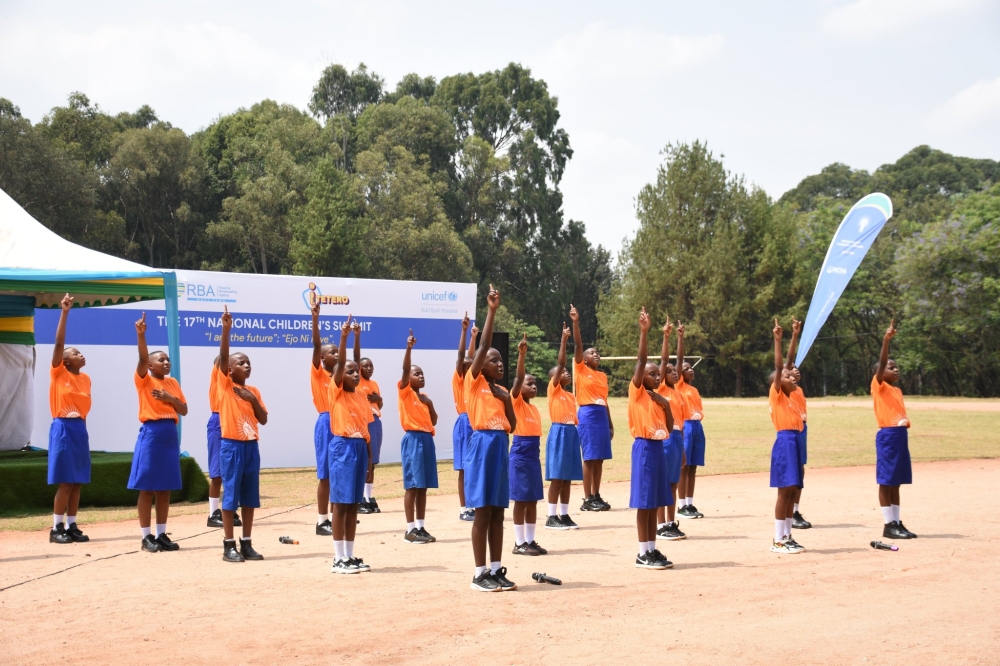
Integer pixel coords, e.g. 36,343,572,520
303,282,350,308
422,291,458,302
179,282,228,297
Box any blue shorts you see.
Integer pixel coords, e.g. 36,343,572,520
368,416,383,465
464,430,510,509
452,412,472,470
401,430,439,489
683,420,706,467
663,429,683,484
545,423,583,481
127,419,182,492
220,438,261,510
48,418,90,485
798,423,808,466
509,435,544,502
770,430,801,488
314,412,331,480
629,437,671,509
328,436,368,504
578,405,613,461
876,426,912,485
206,412,222,479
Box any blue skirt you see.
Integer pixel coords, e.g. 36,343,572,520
683,420,706,467
770,430,801,488
578,405,613,461
464,430,510,509
545,423,583,481
876,426,912,485
663,429,683,484
128,419,182,491
48,418,91,485
220,438,261,510
369,416,383,464
452,412,472,470
402,430,439,489
206,412,222,479
509,435,544,502
328,436,368,504
314,412,331,480
629,437,671,509
797,423,808,466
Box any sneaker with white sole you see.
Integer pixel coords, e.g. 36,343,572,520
545,515,570,530
471,570,501,592
786,536,805,552
331,558,361,574
635,550,667,570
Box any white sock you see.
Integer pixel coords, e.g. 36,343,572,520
785,518,792,536
364,483,373,500
67,515,77,526
475,565,487,576
793,503,800,513
881,506,894,524
774,520,785,542
559,503,569,516
638,542,647,557
318,513,327,525
490,560,501,574
514,523,526,545
240,536,251,542
687,497,693,506
406,521,415,532
141,526,151,538
209,497,220,514
346,541,354,558
53,514,63,529
334,539,345,560
525,522,536,543
657,523,667,530
156,523,167,537
891,504,900,523
548,503,558,516
415,519,424,529
647,540,656,552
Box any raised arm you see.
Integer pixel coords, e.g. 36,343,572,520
219,306,232,375
455,311,470,375
52,294,73,368
632,307,650,389
875,319,896,384
785,318,800,371
658,316,673,379
555,321,570,378
401,329,416,387
511,333,527,399
333,315,353,387
570,304,583,365
470,285,499,379
311,301,322,369
772,318,784,392
353,320,362,365
675,321,685,374
468,324,479,358
135,312,149,378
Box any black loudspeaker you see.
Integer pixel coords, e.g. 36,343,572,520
473,331,511,389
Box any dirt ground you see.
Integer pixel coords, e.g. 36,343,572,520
2,459,998,665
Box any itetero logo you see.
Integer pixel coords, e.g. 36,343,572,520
422,291,458,302
303,282,350,308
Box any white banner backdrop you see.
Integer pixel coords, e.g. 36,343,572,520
32,270,477,470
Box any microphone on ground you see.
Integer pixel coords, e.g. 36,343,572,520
532,572,562,585
870,540,898,551
279,536,299,545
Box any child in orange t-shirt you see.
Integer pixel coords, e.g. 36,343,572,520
510,333,547,556
544,322,583,531
452,314,478,521
327,315,372,574
398,329,439,544
570,304,613,512
783,318,812,530
127,312,188,554
310,301,338,536
628,308,674,570
872,320,916,540
47,294,92,545
354,324,384,514
655,318,689,542
768,319,805,554
676,354,705,520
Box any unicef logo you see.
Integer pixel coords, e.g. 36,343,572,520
448,291,458,302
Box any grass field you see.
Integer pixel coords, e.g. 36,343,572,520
3,396,997,532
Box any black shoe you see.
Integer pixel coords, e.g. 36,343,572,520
792,511,812,529
357,499,374,515
580,495,599,512
66,523,89,542
417,527,436,543
677,505,692,518
528,540,548,555
369,497,381,513
207,509,224,528
898,521,917,538
594,494,611,511
232,511,242,527
459,508,476,521
155,533,180,551
635,550,666,570
350,557,371,572
686,504,704,519
512,542,536,556
471,570,501,592
316,519,333,536
882,521,910,540
493,566,517,591
404,528,430,544
560,514,579,530
545,515,569,530
223,538,244,562
239,538,264,560
650,548,674,569
141,534,161,553
667,521,687,540
49,524,72,544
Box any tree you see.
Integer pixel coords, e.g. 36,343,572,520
308,63,384,169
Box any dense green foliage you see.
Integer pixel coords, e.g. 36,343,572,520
601,143,1000,397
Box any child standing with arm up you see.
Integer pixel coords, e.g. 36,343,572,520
354,324,384,514
127,312,188,554
452,314,477,521
655,318,688,542
47,295,92,544
205,355,240,529
768,319,805,554
310,301,338,536
784,319,812,530
509,334,547,556
398,329,439,544
571,305,613,512
676,351,706,520
544,322,583,531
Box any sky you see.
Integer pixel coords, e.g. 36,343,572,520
2,0,999,254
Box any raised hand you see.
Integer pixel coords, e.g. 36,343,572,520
639,307,650,332
773,318,782,340
351,320,361,335
462,311,470,330
677,321,685,336
569,304,579,322
135,312,147,335
311,301,321,317
561,321,571,340
885,319,897,340
791,318,801,335
662,316,673,336
518,332,527,353
470,324,480,339
487,284,500,311
407,328,417,348
221,305,232,330
60,293,74,311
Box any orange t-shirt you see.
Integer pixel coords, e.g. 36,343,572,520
573,360,609,407
358,377,381,421
135,372,186,423
397,381,435,434
655,381,687,430
768,384,803,432
466,372,510,432
217,372,265,440
451,370,468,415
790,387,807,424
512,393,542,437
328,383,371,441
627,381,668,440
310,364,332,414
871,376,909,428
548,376,578,425
208,365,224,414
49,364,91,419
676,378,703,421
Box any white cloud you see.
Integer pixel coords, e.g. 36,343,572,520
926,76,1000,132
822,0,983,36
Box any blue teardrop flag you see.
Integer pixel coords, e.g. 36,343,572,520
795,193,893,366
